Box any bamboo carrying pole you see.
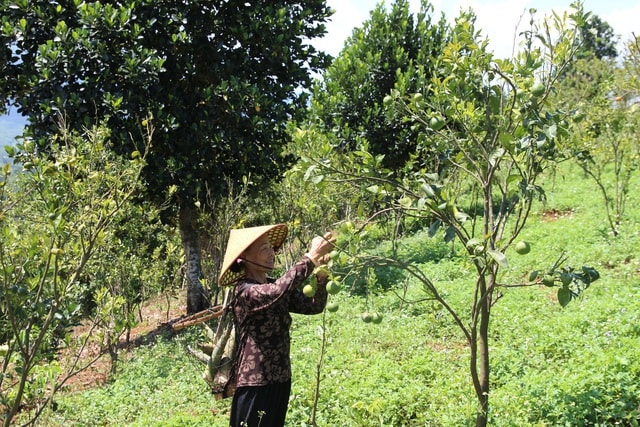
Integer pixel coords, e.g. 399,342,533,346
171,305,225,330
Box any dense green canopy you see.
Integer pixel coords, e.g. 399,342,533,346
310,0,449,171
1,0,332,312
1,0,331,207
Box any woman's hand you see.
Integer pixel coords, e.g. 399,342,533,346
307,231,336,266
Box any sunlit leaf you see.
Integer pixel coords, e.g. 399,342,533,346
487,249,509,268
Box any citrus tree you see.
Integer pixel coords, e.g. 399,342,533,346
0,124,148,426
296,4,600,426
554,45,640,237
622,34,640,97
310,0,449,172
0,0,332,314
551,6,638,238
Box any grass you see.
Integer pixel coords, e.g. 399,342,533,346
33,162,640,426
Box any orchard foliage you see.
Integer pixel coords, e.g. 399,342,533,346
1,0,634,425
298,3,601,426
553,35,640,237
0,123,167,426
1,0,333,313
571,3,618,60
310,0,449,171
1,0,331,203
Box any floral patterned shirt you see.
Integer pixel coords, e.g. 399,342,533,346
232,256,327,388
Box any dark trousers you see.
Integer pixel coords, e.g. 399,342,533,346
230,380,292,427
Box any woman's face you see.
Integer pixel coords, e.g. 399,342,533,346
243,235,276,272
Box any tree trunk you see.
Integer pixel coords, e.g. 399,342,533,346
473,181,494,427
476,283,490,427
179,204,210,314
470,272,491,427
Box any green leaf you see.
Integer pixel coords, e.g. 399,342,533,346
421,183,435,197
303,165,316,182
557,287,571,307
366,185,380,194
544,124,557,139
488,148,505,166
443,225,456,243
466,237,483,249
581,266,600,283
428,220,441,238
416,197,427,210
398,196,412,208
454,210,468,222
506,174,522,186
487,249,509,268
498,132,514,145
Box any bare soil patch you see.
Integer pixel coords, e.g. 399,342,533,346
541,208,575,221
60,290,188,393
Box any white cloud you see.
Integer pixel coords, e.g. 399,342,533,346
448,0,532,58
315,0,375,57
601,3,640,46
317,0,639,59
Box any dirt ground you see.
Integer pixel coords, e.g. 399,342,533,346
60,290,189,393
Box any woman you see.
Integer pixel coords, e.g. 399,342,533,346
218,223,335,427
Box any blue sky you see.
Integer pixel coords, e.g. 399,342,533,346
0,110,25,148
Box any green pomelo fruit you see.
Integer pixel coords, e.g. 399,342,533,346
514,241,531,255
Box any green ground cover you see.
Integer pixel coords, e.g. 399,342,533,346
36,163,640,426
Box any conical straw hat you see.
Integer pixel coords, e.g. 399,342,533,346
218,224,289,287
